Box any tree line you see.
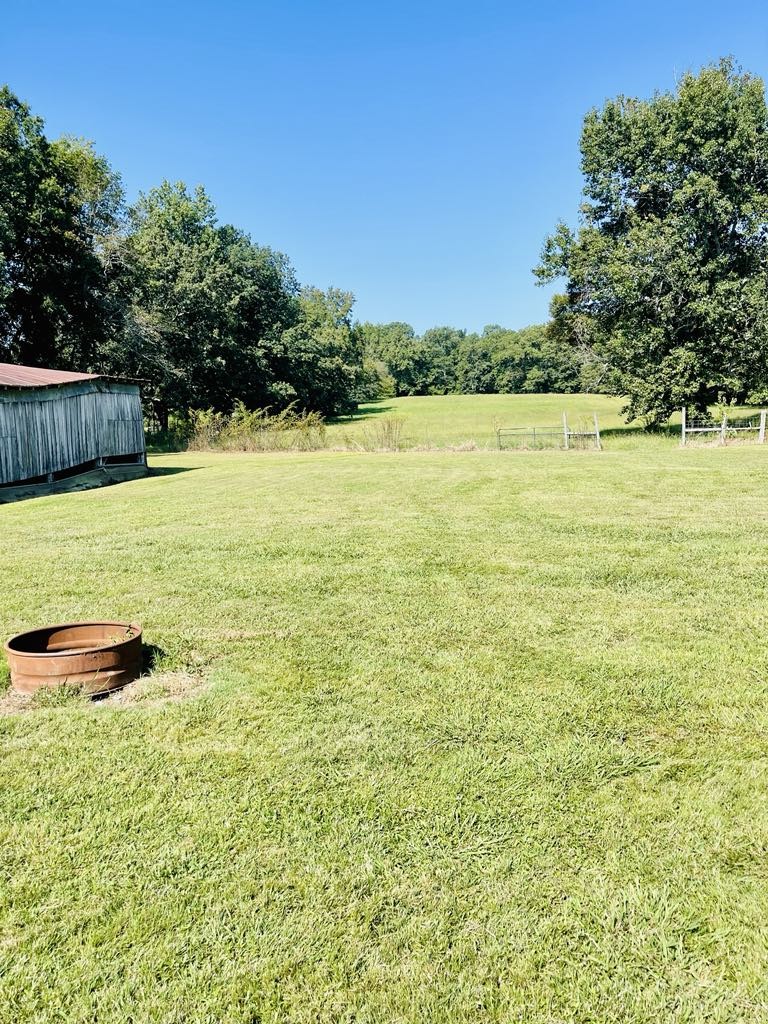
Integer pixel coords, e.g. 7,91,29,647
0,86,368,427
0,85,572,429
3,58,768,427
357,321,591,398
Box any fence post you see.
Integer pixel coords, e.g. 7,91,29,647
759,410,766,445
562,412,569,450
720,411,727,446
496,428,501,450
681,406,687,446
593,412,602,451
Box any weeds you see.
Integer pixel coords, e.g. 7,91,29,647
188,402,327,452
30,683,84,708
358,415,407,451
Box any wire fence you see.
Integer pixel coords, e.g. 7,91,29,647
681,408,767,446
496,413,602,451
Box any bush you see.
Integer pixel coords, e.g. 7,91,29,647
187,402,327,452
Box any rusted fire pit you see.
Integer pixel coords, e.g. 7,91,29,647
4,621,142,695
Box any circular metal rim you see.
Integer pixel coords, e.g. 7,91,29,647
4,621,143,659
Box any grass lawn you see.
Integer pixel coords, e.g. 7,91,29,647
2,441,768,1021
326,393,670,450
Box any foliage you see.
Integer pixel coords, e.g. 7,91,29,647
360,320,583,397
357,321,432,396
536,59,768,424
355,357,397,402
0,86,122,367
419,326,465,393
276,287,364,416
103,181,301,426
188,401,327,451
0,86,366,422
110,194,365,421
0,83,589,417
455,324,582,394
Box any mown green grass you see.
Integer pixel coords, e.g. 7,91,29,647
2,443,768,1022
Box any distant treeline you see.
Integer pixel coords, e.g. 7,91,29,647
0,84,590,430
357,322,596,400
5,57,768,428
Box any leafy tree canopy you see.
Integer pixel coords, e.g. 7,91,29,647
277,287,363,416
0,86,369,422
1,82,601,422
536,59,768,423
360,320,583,398
106,181,300,424
0,86,122,367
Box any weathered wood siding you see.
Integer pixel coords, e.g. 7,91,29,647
0,381,146,485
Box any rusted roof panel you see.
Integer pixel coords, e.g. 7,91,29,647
0,363,101,389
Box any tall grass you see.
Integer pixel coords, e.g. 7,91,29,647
360,415,406,451
187,402,327,452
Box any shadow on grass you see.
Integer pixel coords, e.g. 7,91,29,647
598,424,680,442
141,643,166,674
88,643,168,704
148,466,201,477
327,402,396,426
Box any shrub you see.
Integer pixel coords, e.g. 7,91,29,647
187,402,327,452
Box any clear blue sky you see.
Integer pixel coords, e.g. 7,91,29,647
2,1,767,333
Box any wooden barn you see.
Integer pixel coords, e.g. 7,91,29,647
0,364,147,501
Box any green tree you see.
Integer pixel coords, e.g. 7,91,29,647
358,322,422,395
360,322,462,395
452,324,581,395
0,86,122,368
355,358,397,402
536,59,768,423
278,287,364,415
420,326,463,393
488,324,581,394
453,333,495,393
108,181,298,426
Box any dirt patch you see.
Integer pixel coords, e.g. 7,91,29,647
0,671,207,715
0,689,35,716
99,670,207,707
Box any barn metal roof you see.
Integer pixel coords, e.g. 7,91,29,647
0,363,100,389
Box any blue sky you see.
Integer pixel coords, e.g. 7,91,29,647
2,2,768,332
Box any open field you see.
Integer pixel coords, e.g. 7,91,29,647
327,393,765,451
2,443,768,1021
328,393,641,449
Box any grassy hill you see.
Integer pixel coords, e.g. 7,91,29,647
1,437,768,1020
327,393,671,450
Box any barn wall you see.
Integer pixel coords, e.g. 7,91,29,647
0,382,146,485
